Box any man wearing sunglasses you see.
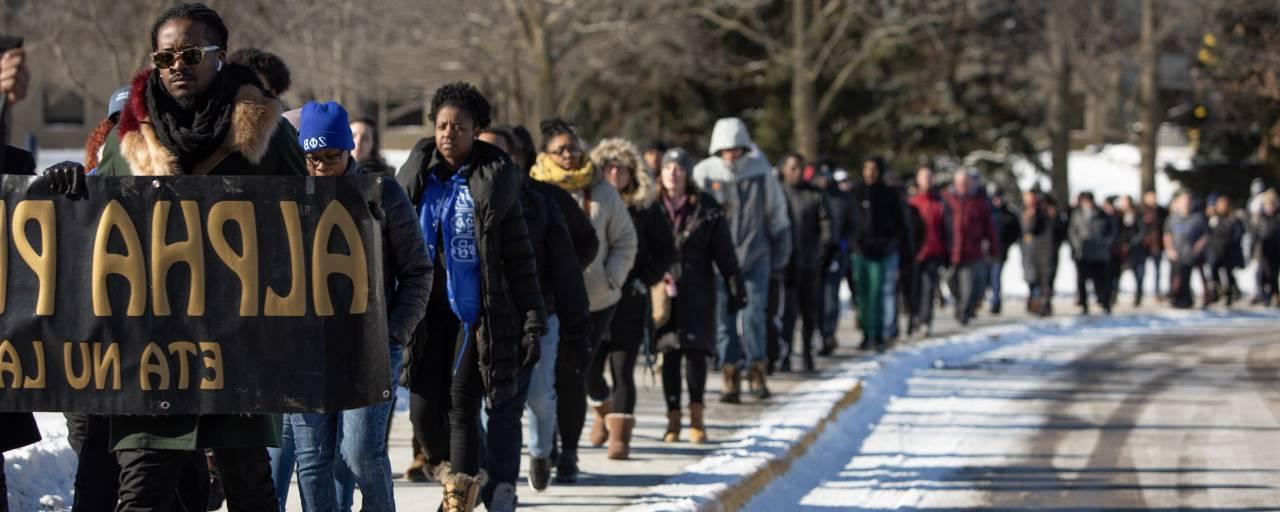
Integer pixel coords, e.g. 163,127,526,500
50,3,306,512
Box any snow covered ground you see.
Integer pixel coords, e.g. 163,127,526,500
4,414,75,511
744,309,1280,510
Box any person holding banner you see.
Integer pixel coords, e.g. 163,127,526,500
283,101,430,512
73,4,306,511
397,82,547,512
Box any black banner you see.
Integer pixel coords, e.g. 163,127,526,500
0,175,389,414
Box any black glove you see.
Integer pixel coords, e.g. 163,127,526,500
398,342,413,388
520,330,541,370
42,161,85,197
726,273,749,312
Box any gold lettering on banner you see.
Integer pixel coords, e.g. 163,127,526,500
92,201,146,316
152,201,206,316
93,343,121,390
64,342,91,390
0,200,7,314
168,341,198,390
22,341,45,389
312,201,368,316
0,340,21,388
264,202,306,316
208,202,260,316
199,341,223,390
12,201,56,315
140,342,169,391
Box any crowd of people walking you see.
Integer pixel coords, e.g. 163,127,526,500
4,3,1280,512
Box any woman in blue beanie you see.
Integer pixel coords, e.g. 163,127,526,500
283,100,432,512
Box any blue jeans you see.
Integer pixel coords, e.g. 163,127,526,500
717,262,771,367
988,260,1004,309
821,252,847,338
267,415,297,512
525,315,559,459
881,253,900,339
291,344,402,512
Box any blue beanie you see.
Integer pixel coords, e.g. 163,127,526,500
298,101,355,152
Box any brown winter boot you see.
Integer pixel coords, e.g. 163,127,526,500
404,441,429,482
720,365,741,404
606,413,635,460
688,403,707,444
748,361,771,400
439,464,488,512
663,409,682,443
589,400,612,447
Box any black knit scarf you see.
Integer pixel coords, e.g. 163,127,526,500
144,64,262,172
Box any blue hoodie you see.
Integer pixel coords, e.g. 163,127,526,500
419,166,482,329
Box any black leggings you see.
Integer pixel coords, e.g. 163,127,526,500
588,340,640,414
662,349,708,411
557,306,616,453
409,301,484,476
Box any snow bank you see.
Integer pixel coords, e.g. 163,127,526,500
5,413,75,512
625,309,1280,512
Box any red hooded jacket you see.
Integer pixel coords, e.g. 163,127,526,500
909,190,949,262
944,189,997,265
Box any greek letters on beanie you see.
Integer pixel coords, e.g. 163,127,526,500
298,101,355,152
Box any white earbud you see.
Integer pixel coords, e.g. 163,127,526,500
216,60,223,72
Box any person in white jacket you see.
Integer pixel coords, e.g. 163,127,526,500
529,118,638,483
693,118,792,403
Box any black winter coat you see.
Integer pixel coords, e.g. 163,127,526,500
398,138,547,403
1,146,39,453
530,180,599,270
783,182,833,271
361,165,432,347
611,195,678,351
851,182,907,258
1207,214,1246,269
520,185,592,371
656,193,741,355
1253,212,1280,275
994,204,1021,262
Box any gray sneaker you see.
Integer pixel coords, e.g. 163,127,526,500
489,481,518,512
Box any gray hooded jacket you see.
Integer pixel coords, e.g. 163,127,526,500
692,118,792,272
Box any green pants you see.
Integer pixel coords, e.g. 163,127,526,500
854,254,889,340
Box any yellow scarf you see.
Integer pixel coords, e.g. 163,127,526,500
531,153,595,192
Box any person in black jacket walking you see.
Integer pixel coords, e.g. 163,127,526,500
1206,195,1246,307
396,83,546,512
779,154,832,372
654,148,746,445
593,138,677,460
1253,192,1280,306
475,127,592,503
851,157,907,351
819,169,854,354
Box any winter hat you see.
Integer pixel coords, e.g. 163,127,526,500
106,86,131,121
833,169,850,182
661,147,693,172
298,101,354,153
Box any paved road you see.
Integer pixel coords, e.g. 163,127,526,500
746,322,1280,511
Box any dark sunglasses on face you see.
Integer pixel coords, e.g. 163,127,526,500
152,45,221,69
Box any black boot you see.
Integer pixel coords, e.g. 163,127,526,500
818,336,838,357
554,449,578,484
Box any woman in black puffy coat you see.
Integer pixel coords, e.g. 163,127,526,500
653,148,745,445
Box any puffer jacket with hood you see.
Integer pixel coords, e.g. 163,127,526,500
692,118,792,272
554,140,639,312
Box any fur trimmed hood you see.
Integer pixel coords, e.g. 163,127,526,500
590,137,654,208
115,67,283,176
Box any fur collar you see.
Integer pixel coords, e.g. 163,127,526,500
116,69,283,176
589,137,655,208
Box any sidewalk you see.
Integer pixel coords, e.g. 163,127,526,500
280,298,1150,511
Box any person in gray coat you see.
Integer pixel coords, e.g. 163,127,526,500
1069,192,1117,314
693,118,791,402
